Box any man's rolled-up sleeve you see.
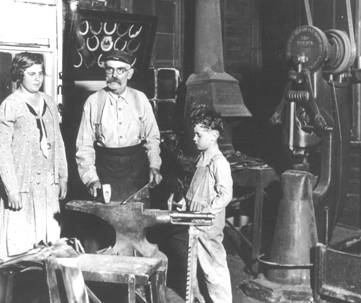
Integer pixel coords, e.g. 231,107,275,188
76,101,99,186
142,99,161,170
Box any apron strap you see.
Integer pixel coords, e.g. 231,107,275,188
94,89,107,142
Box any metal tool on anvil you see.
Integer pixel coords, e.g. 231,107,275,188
120,183,151,205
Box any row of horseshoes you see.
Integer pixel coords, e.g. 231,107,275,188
74,21,142,69
84,35,140,53
73,51,137,69
79,21,143,39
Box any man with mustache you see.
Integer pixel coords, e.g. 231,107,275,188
76,50,162,204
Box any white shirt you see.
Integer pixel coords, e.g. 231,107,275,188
76,87,161,186
186,145,233,214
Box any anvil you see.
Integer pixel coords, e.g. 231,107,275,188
65,200,214,260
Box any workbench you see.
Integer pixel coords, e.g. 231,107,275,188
231,164,279,273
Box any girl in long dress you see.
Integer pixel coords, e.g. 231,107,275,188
0,52,68,260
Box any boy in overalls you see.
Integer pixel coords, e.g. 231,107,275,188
178,109,233,303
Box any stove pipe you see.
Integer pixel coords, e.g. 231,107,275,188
184,0,251,154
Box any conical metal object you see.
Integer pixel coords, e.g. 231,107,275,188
266,169,318,285
241,170,318,302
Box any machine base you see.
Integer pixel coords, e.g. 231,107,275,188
241,274,314,303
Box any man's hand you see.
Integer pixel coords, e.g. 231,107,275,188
149,168,162,188
88,180,101,198
59,179,68,200
8,192,22,211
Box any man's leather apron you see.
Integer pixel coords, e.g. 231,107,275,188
94,90,148,202
95,143,148,201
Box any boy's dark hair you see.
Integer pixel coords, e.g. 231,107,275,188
190,106,224,133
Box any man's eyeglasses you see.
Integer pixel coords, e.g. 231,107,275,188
104,66,131,76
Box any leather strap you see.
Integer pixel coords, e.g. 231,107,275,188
94,89,107,142
303,0,313,26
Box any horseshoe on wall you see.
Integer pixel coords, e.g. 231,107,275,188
98,54,105,68
86,35,100,52
120,41,127,51
73,51,83,68
90,21,103,35
117,24,130,37
128,25,143,39
78,20,89,36
127,39,140,53
114,37,127,51
101,36,114,52
104,22,117,35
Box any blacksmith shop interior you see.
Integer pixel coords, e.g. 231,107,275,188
1,0,361,302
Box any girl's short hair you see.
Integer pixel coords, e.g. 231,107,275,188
190,106,224,133
10,52,44,85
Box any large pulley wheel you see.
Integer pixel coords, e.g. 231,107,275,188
286,25,329,72
324,29,356,74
